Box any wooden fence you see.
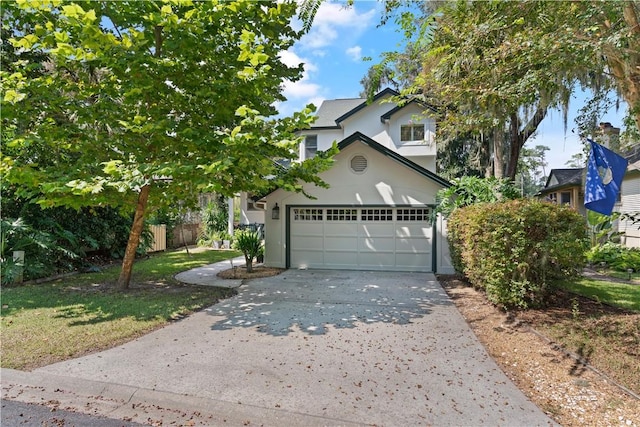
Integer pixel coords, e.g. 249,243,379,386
149,224,167,252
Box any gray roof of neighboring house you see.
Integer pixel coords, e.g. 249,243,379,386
549,168,584,186
539,168,583,194
623,144,640,169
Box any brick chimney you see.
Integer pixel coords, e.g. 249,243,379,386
599,122,620,149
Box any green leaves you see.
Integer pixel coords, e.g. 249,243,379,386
3,0,314,208
384,1,639,179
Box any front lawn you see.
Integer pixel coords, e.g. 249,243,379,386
559,277,640,312
0,248,241,370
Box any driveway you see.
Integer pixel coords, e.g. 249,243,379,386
31,269,555,426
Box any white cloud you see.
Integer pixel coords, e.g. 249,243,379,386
283,79,322,100
346,46,362,61
279,49,321,101
299,2,376,52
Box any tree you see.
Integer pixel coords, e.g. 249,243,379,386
516,145,549,196
380,1,640,180
2,1,336,289
565,152,587,169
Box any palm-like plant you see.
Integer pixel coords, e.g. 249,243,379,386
232,229,262,273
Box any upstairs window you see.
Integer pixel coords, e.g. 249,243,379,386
400,124,425,142
304,135,318,159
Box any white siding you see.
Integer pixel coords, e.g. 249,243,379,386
264,140,449,271
299,129,343,154
619,172,640,248
239,192,265,225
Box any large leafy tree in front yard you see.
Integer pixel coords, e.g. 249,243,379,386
2,0,335,289
379,1,640,179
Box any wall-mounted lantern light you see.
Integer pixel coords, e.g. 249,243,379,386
272,203,280,220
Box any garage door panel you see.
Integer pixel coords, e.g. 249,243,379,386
325,223,358,235
293,252,325,269
359,252,397,270
289,207,433,272
325,236,358,251
397,253,432,270
291,235,324,251
396,225,430,238
359,236,395,252
396,237,431,252
360,224,395,237
324,250,358,267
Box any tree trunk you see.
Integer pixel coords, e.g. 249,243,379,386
245,254,253,273
117,184,151,290
505,107,547,180
604,2,640,131
493,125,505,178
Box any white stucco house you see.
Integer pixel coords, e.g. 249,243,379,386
238,88,454,273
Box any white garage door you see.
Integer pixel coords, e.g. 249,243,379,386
290,207,433,272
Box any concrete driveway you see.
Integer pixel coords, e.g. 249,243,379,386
27,269,554,426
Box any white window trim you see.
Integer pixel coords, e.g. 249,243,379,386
302,134,318,160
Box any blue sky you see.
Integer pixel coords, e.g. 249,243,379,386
275,1,628,172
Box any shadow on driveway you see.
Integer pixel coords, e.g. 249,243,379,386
208,269,451,336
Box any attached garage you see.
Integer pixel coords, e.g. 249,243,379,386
289,206,433,271
263,132,454,274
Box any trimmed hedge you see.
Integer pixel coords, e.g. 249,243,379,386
448,199,588,309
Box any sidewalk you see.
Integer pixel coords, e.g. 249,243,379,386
174,255,246,288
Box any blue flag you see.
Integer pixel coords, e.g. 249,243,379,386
584,139,628,216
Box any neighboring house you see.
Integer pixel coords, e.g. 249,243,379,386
537,168,585,216
253,88,454,273
619,146,640,248
538,146,640,248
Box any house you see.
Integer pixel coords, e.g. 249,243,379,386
619,146,640,248
537,168,585,215
538,146,640,248
250,88,454,273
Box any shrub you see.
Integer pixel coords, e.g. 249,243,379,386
232,229,262,273
0,218,73,285
437,177,521,274
1,189,152,281
448,199,588,309
586,243,640,272
436,176,521,218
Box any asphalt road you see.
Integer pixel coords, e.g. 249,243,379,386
1,399,144,426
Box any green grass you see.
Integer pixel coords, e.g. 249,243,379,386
558,277,640,312
0,248,241,370
599,269,640,282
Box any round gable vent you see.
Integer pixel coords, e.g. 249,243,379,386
350,155,368,173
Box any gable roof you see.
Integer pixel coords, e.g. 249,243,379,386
539,168,583,195
338,132,451,188
310,88,440,130
380,99,437,122
547,168,583,186
623,144,640,170
312,98,364,129
333,88,399,124
310,88,403,130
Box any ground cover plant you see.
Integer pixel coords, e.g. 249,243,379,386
0,248,240,370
